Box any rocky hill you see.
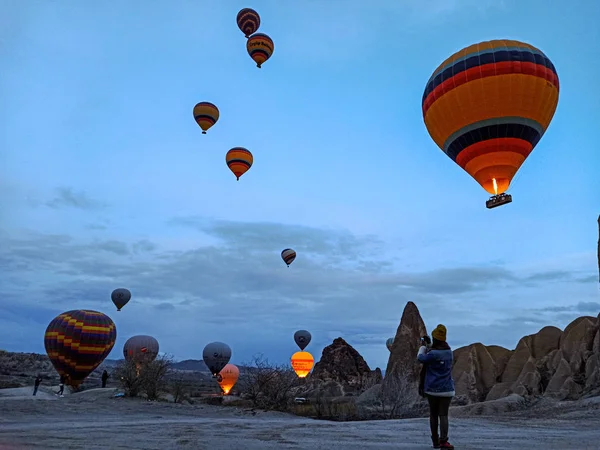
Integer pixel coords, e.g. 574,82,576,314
305,337,382,396
382,301,600,409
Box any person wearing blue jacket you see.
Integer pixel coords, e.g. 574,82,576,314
417,324,455,449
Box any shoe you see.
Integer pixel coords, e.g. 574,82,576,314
440,440,454,449
431,435,440,448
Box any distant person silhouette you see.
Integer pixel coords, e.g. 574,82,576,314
101,370,109,388
417,324,455,449
33,375,42,396
57,375,66,397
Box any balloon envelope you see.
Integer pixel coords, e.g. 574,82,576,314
281,248,296,266
111,288,131,311
216,363,240,395
203,342,232,376
226,147,253,180
294,330,311,351
291,351,314,378
246,33,274,68
236,8,260,38
44,310,116,387
386,337,394,352
193,102,220,134
422,39,559,196
123,335,159,365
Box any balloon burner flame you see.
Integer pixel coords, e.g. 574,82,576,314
492,178,498,195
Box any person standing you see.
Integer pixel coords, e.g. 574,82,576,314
101,370,109,388
57,375,65,397
33,375,42,396
417,324,455,449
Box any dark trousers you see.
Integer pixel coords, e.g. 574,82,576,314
102,380,107,388
33,386,39,396
57,384,64,395
426,395,452,441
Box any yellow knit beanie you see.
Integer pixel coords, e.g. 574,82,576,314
432,324,447,342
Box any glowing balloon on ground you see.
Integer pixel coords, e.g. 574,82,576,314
291,351,314,378
44,310,116,388
237,8,260,38
281,248,296,267
111,288,131,311
217,364,240,395
247,33,274,68
386,337,394,352
203,342,232,377
123,335,159,365
294,330,311,351
193,102,220,134
226,147,253,180
422,39,559,208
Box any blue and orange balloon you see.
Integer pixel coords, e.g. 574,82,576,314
281,248,296,267
193,102,220,134
422,39,559,198
247,33,274,68
226,147,253,180
237,8,260,38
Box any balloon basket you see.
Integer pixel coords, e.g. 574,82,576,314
486,193,512,209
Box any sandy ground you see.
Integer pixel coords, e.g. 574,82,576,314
1,387,600,450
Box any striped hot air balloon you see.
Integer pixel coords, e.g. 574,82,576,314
225,147,253,180
246,33,274,68
44,310,116,388
193,102,220,134
422,39,559,205
291,351,314,378
236,8,260,38
281,248,296,267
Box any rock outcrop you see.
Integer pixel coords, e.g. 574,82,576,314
382,301,427,401
454,314,600,403
310,337,382,395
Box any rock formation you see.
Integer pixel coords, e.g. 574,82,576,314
310,337,382,395
382,301,428,400
454,314,600,403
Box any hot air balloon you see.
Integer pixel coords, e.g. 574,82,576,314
123,335,159,366
44,310,116,388
216,363,240,395
246,33,274,68
225,147,253,180
111,288,131,311
193,102,220,134
236,8,260,38
422,39,559,209
386,337,394,352
202,342,232,377
291,351,314,378
294,330,311,351
281,248,296,267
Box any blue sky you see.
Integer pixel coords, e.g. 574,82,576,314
1,0,598,371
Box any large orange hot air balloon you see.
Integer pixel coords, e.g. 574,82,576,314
193,102,220,134
237,8,260,38
226,147,253,180
44,310,116,388
291,351,314,378
216,363,240,395
247,33,274,68
422,39,559,209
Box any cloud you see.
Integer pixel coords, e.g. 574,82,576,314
0,218,595,365
46,187,106,210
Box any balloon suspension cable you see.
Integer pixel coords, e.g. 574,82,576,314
492,178,498,196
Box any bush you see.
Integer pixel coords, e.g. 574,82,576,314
238,353,301,411
114,355,172,400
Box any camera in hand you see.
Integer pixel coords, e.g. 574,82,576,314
421,335,431,345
